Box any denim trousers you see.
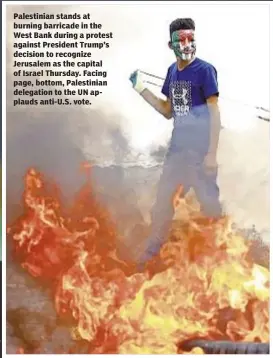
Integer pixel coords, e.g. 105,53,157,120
139,148,222,264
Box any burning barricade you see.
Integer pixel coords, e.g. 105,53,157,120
7,165,269,354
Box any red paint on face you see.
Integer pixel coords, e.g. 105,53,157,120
177,30,195,44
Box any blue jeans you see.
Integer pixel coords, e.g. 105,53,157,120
138,149,222,265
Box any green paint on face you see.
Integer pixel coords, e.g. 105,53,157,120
171,31,183,58
171,31,180,43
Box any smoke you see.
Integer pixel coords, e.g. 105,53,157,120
6,6,144,237
6,4,270,243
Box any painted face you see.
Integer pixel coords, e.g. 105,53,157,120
170,30,196,60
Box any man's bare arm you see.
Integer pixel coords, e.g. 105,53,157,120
140,89,172,119
206,95,221,155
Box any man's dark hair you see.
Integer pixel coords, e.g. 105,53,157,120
169,18,195,38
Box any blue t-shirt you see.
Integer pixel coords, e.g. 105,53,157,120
162,57,219,154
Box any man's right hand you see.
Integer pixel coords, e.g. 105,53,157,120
129,70,172,119
129,70,146,94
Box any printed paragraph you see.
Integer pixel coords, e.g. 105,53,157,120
12,12,114,107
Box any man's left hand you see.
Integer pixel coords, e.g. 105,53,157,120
203,152,218,173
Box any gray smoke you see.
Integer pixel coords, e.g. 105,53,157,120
6,4,270,241
6,101,149,231
6,5,147,231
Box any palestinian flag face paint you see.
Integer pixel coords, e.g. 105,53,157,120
170,30,196,60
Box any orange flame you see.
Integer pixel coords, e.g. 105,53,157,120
8,165,269,354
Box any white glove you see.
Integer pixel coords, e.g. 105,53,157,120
129,70,146,94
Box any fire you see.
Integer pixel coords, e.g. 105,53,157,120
8,165,269,354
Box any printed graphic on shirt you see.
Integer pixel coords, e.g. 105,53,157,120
170,81,192,120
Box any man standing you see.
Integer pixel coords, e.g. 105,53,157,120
129,18,222,266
